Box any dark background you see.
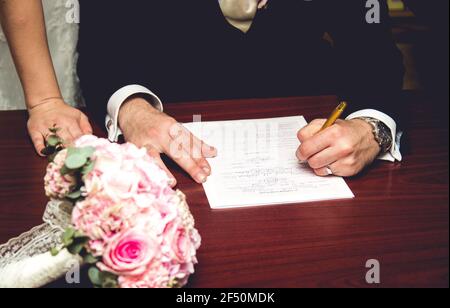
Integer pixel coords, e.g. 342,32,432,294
396,0,449,114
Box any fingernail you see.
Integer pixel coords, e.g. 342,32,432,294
196,173,207,184
202,166,211,174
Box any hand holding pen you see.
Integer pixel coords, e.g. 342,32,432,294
296,101,381,177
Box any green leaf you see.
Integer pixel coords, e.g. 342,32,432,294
88,267,118,288
47,154,57,163
67,236,89,255
63,238,74,247
66,147,76,156
102,271,118,280
102,278,119,289
83,253,99,265
79,146,95,157
88,267,102,286
63,228,75,241
66,190,82,200
49,127,61,134
65,152,88,170
60,165,73,176
62,228,75,245
101,272,118,288
81,160,95,176
41,147,55,157
47,135,61,147
50,247,60,257
67,242,85,255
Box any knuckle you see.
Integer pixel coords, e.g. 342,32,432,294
339,141,354,155
311,119,324,126
297,129,306,141
347,156,358,168
329,125,343,139
308,158,321,169
299,144,309,159
295,147,302,160
186,164,201,176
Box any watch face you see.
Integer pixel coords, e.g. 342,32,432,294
377,121,393,153
360,117,393,153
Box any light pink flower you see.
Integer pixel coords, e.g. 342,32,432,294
75,135,111,149
72,195,140,241
164,221,195,264
44,149,76,199
98,229,159,276
118,264,171,288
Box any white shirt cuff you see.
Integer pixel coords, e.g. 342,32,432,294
105,85,163,142
346,109,403,162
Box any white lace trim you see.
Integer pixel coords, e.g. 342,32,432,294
0,200,79,288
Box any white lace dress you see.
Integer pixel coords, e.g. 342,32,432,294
0,0,82,111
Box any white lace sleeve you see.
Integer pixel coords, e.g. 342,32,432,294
0,201,81,288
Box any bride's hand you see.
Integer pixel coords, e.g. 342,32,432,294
27,98,93,155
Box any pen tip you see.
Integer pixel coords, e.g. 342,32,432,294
338,101,347,110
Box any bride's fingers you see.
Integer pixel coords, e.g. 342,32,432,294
29,130,46,156
79,114,93,135
58,127,74,146
67,122,83,141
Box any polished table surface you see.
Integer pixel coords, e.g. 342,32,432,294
0,95,448,288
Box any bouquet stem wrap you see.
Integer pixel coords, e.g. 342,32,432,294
0,201,82,288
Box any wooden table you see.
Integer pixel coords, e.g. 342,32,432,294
0,95,448,288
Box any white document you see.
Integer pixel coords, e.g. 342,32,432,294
184,116,354,209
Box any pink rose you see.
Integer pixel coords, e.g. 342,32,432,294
164,221,196,264
99,230,159,276
118,264,171,288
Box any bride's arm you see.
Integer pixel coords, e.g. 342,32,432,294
0,0,92,154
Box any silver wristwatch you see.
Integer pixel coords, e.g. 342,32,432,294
358,117,393,154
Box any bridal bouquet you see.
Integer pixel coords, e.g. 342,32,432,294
0,132,201,288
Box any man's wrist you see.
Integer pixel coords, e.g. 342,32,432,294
357,117,393,154
118,96,159,130
351,118,382,152
106,85,163,142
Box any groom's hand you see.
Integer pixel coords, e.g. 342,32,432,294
296,119,381,177
119,97,217,186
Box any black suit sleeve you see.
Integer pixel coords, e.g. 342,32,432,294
323,0,405,126
77,1,173,125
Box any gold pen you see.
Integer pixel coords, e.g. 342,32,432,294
320,101,348,132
